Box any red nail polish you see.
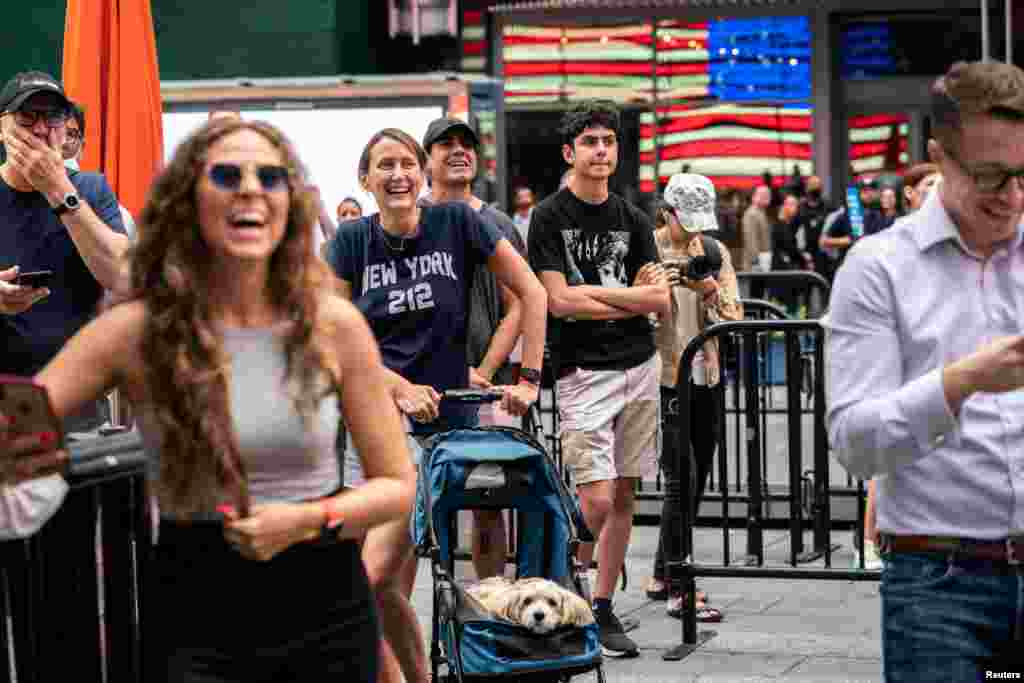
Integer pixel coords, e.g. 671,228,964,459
216,504,235,517
39,431,56,444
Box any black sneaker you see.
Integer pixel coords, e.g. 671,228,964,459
593,605,639,658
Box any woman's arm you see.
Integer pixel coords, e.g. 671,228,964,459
323,299,416,538
37,301,144,420
476,283,522,384
708,242,743,323
486,240,547,377
336,277,439,422
0,302,144,486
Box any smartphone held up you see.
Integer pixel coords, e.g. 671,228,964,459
13,270,54,289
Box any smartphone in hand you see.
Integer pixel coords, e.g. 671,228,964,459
0,375,64,448
13,270,54,289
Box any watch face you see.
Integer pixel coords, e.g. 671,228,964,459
65,193,80,209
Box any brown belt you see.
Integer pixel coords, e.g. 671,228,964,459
880,534,1024,564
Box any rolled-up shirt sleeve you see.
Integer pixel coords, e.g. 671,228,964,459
824,242,960,480
0,476,69,540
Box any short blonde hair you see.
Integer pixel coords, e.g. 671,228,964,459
930,61,1024,149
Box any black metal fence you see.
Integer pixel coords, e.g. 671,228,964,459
1,431,148,682
736,270,832,319
661,319,879,661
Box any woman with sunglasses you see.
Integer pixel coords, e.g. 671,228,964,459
0,118,416,681
322,127,547,683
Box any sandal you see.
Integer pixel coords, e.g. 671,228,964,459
645,577,668,601
666,594,724,623
646,578,710,604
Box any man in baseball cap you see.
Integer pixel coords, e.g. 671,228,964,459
0,67,129,384
419,113,531,584
422,116,480,153
0,71,72,115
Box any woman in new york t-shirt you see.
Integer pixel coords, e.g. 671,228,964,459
322,126,545,683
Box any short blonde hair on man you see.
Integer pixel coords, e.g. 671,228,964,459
930,61,1024,150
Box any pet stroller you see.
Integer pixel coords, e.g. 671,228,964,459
413,397,605,683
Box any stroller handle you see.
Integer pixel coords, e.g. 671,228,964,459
440,388,504,404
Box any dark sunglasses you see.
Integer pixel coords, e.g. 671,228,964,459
7,108,68,128
207,163,291,192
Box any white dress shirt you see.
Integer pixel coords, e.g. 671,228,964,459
824,190,1024,539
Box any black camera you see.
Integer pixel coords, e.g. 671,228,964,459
667,254,721,282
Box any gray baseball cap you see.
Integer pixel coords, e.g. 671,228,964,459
664,173,719,233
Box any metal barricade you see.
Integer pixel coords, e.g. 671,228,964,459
661,320,878,661
640,294,807,521
1,431,148,682
736,270,831,318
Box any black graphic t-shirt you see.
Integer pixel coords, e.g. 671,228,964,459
528,188,658,371
323,202,502,431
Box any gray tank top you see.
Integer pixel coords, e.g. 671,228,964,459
140,322,341,516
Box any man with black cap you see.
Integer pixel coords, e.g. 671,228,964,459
0,71,128,682
421,116,530,580
0,71,128,401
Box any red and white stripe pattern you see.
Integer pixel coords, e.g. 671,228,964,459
490,18,908,191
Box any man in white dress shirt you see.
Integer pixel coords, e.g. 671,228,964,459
826,60,1024,681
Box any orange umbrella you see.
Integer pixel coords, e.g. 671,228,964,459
62,0,163,219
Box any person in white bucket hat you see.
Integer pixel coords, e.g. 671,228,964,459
645,173,742,622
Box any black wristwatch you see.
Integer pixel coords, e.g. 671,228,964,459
52,191,82,217
518,367,542,387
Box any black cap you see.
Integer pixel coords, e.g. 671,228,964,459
422,117,480,152
0,71,71,114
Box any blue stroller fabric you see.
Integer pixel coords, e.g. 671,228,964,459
414,427,602,680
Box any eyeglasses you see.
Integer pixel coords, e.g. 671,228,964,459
943,143,1024,194
7,108,69,129
207,163,291,193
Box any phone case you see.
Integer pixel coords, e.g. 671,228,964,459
0,375,64,447
14,271,54,288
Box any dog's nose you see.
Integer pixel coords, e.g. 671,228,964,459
533,611,545,622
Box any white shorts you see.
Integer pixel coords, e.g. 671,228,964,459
556,354,661,486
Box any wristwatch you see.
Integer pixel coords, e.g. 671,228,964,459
518,367,542,387
52,191,82,216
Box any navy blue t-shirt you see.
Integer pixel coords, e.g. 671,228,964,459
0,171,126,376
323,202,502,432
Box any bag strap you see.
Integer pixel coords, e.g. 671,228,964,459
698,234,723,271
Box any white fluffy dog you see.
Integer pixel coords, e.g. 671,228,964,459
465,577,595,635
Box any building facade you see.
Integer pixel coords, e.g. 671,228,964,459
466,0,1022,207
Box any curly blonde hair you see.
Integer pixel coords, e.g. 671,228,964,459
133,119,337,517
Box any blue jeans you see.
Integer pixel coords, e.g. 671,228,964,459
882,552,1024,681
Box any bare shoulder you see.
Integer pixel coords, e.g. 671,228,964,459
318,291,369,334
317,293,380,365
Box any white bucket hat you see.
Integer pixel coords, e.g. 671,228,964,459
664,173,719,233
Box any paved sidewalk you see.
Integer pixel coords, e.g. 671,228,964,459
411,524,883,683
